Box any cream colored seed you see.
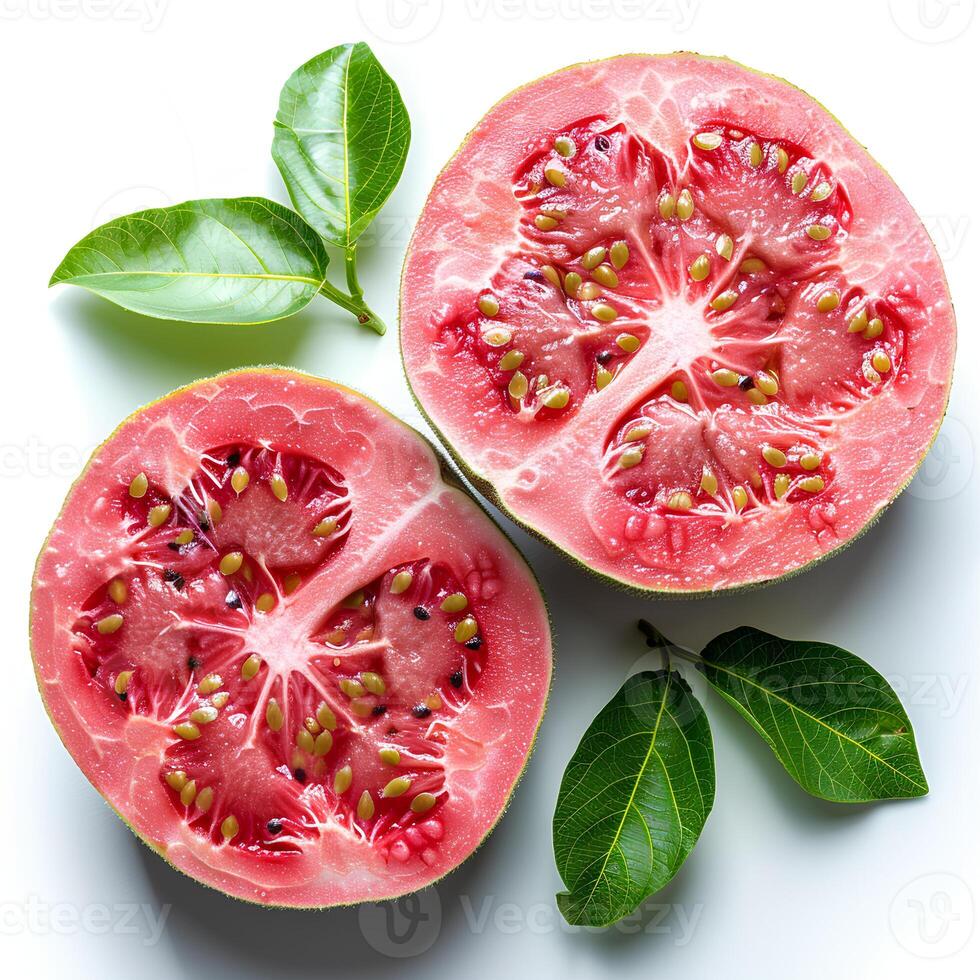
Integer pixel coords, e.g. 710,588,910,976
411,793,438,814
383,776,412,798
671,380,689,402
748,142,763,167
800,451,823,471
577,282,601,301
128,472,148,498
207,499,222,525
716,234,734,261
147,504,171,527
195,787,214,812
732,486,748,511
312,517,337,539
619,446,643,469
313,705,335,734
750,470,763,491
712,368,739,387
174,722,200,741
596,367,613,390
541,265,561,287
816,289,841,313
610,241,629,269
848,309,869,334
755,372,779,396
180,780,197,807
774,474,791,500
508,371,529,401
425,693,443,711
296,728,315,754
357,790,376,820
441,592,468,613
498,349,525,371
544,165,566,188
617,333,640,353
220,815,239,840
334,765,353,794
343,589,364,609
592,264,619,289
746,388,768,405
811,181,832,202
230,466,249,494
711,290,738,312
175,528,195,546
255,592,275,613
542,386,570,409
190,705,219,725
762,446,788,468
807,224,832,241
591,303,618,323
265,698,283,732
581,246,606,271
313,730,333,756
667,491,693,512
864,318,884,340
659,194,676,219
455,617,479,644
555,136,576,157
740,258,766,275
799,476,825,493
108,578,127,604
625,425,652,442
478,295,500,317
96,613,124,635
360,672,386,696
379,747,401,766
241,654,261,681
791,171,807,194
700,469,718,495
166,770,187,791
776,147,789,173
340,679,366,699
219,551,243,576
676,189,694,221
563,272,582,295
268,473,288,503
114,670,133,695
693,131,723,150
390,571,413,595
872,351,892,373
535,214,559,231
483,327,512,348
211,692,230,709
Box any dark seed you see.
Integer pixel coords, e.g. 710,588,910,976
737,375,754,391
117,691,127,702
225,591,243,610
596,351,612,365
449,670,464,688
387,726,398,736
412,704,432,719
594,134,611,151
267,819,283,835
523,270,545,281
167,541,181,552
293,768,306,784
226,452,240,467
465,636,482,651
187,656,201,670
413,606,430,621
198,516,211,531
163,569,185,591
372,704,388,716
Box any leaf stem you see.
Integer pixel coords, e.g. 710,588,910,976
318,260,386,336
637,620,702,666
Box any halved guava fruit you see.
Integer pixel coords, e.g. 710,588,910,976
401,54,956,594
30,368,551,907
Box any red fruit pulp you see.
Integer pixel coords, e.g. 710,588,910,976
401,54,956,593
31,369,551,906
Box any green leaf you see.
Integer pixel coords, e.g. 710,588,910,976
699,627,928,803
272,42,410,247
553,670,715,927
50,198,329,324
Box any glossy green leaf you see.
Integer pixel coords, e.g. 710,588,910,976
50,198,329,324
553,670,714,927
699,627,928,803
272,42,410,247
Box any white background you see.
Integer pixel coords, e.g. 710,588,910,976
1,0,977,976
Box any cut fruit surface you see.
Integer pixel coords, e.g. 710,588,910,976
401,54,956,593
31,369,551,906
